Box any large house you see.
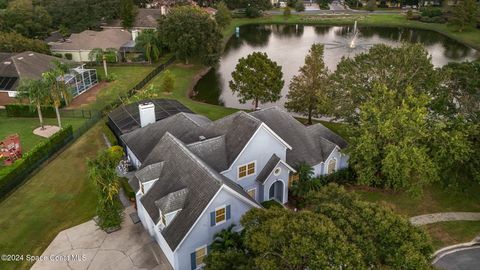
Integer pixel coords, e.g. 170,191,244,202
49,29,133,62
122,104,348,270
0,51,98,105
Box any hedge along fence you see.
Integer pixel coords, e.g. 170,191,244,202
0,56,176,199
0,125,74,198
5,104,98,119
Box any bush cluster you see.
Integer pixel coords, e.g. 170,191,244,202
0,125,74,198
5,104,56,118
408,6,446,24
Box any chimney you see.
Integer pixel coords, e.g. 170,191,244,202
139,102,156,128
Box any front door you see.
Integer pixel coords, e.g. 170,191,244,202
268,180,284,203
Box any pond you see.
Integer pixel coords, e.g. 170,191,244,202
193,24,479,109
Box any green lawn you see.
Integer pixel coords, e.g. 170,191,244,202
351,184,480,217
424,221,480,249
88,65,155,111
0,116,86,152
0,122,104,270
140,64,238,120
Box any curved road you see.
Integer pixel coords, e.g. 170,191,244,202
267,1,404,15
434,246,480,270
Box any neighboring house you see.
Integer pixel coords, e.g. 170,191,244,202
120,104,348,270
49,29,133,62
0,51,98,105
102,8,164,42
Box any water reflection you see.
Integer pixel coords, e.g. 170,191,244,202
194,25,479,109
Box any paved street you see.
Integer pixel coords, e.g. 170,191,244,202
31,207,172,270
434,246,480,270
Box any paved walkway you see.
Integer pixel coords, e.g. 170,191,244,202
409,212,480,226
32,207,172,270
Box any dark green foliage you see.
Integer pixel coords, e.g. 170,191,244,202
119,0,138,28
449,0,479,31
366,0,376,11
5,104,56,118
36,0,121,33
0,0,52,38
53,53,63,58
158,6,222,65
0,125,74,198
88,146,124,230
283,6,291,18
260,199,283,209
316,0,330,10
215,2,232,29
294,1,305,11
224,0,271,10
245,6,261,18
135,29,161,63
64,53,73,60
120,177,135,200
421,6,443,17
305,184,434,269
229,52,284,108
0,32,50,54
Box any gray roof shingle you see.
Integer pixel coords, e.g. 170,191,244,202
256,154,281,184
50,29,132,51
155,188,189,214
139,132,258,250
250,107,346,168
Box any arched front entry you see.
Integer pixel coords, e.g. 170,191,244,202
268,180,284,203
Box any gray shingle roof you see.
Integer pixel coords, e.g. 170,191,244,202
256,154,281,184
138,132,258,250
186,136,228,172
250,107,345,168
103,8,162,29
135,162,164,183
122,111,261,170
0,51,74,91
50,29,132,51
155,188,188,214
307,124,348,149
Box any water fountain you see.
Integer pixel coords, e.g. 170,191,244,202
324,20,372,52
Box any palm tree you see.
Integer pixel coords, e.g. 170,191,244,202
89,48,118,78
135,29,161,64
15,79,50,130
43,61,73,128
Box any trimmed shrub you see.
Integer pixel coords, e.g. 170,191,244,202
5,104,56,118
0,125,74,198
245,6,261,18
120,177,135,201
53,53,63,58
64,53,73,60
421,6,443,18
294,1,305,12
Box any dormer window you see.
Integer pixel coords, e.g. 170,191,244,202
238,161,255,179
161,212,167,226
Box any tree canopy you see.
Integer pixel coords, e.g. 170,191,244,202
206,184,433,270
214,2,232,29
449,0,479,32
229,52,284,109
119,0,138,28
0,0,52,38
158,6,222,65
0,31,50,54
135,29,161,63
285,43,331,124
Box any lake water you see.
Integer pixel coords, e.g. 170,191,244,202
193,24,479,109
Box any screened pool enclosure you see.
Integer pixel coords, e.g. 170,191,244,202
63,66,98,97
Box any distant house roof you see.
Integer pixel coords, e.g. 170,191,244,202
44,31,64,43
203,7,217,15
0,51,74,92
103,8,163,29
50,29,132,51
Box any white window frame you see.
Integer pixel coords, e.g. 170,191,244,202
194,245,208,269
247,188,257,200
237,161,256,180
214,205,227,225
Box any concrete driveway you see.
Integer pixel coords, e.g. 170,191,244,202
434,246,480,270
31,207,172,270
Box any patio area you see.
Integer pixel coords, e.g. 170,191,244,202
31,207,172,270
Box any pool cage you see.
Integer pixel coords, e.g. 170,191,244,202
63,66,98,97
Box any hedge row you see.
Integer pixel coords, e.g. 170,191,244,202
0,125,74,198
5,104,56,118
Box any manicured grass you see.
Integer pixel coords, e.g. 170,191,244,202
140,64,238,120
89,65,155,111
0,116,86,152
0,122,105,270
224,14,480,50
424,221,480,249
351,184,480,217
